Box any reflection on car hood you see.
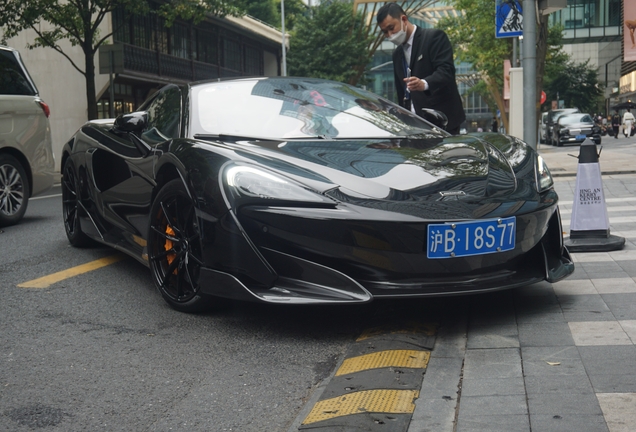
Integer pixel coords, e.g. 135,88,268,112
226,134,529,204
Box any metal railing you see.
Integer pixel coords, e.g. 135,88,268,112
121,43,247,82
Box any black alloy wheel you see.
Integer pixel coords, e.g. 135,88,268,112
148,179,214,312
62,159,91,247
0,154,29,227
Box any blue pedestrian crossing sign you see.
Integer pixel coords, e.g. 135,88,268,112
496,0,523,38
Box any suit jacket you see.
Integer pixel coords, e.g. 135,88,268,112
393,27,466,132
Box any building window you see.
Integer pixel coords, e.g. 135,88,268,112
244,45,261,75
549,0,622,31
170,22,190,59
155,16,169,54
112,8,267,78
195,28,218,64
223,38,241,71
132,14,153,49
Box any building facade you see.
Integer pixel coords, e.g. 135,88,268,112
2,8,284,171
548,0,624,112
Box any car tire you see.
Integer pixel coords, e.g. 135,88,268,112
0,154,30,227
148,179,222,313
62,159,92,247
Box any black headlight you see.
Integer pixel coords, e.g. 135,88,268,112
222,164,337,207
559,128,569,136
535,155,554,192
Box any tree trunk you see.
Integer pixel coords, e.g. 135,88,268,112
484,76,509,133
84,43,98,120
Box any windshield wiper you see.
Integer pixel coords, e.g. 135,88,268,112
193,134,282,142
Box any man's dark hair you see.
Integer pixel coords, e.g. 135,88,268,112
376,2,406,24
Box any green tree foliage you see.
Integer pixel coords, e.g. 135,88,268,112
287,0,373,84
238,0,279,27
544,60,603,114
438,0,558,133
236,0,306,30
0,0,243,120
276,0,306,32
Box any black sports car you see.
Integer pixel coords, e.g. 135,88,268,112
62,77,574,312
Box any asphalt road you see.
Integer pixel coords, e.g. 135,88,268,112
0,189,458,431
3,167,634,431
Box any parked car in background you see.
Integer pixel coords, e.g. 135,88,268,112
546,108,579,144
0,46,55,226
552,113,601,146
540,112,548,143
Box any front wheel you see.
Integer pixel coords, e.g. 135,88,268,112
0,154,29,227
62,159,92,247
148,179,219,313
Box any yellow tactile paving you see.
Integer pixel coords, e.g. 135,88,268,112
302,389,419,425
356,321,437,341
335,349,430,376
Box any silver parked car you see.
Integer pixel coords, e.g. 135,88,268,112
0,46,55,226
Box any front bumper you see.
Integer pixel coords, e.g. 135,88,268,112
559,133,601,144
198,201,574,304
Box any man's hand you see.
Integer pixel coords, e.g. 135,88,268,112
404,76,426,92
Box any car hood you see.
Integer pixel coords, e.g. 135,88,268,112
221,133,535,205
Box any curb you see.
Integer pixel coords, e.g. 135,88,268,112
289,323,437,431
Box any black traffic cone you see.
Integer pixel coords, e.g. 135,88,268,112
564,139,625,252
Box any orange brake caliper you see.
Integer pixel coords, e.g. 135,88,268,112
165,225,177,274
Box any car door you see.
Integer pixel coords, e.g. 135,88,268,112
87,85,182,258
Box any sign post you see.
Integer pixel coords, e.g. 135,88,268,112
98,44,124,118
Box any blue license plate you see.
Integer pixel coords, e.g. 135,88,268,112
576,134,586,140
427,217,516,259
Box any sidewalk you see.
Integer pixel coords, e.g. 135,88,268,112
537,136,636,177
410,149,636,431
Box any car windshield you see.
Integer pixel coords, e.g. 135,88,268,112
189,78,438,140
550,109,576,122
559,114,592,125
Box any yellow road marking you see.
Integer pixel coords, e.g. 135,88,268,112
17,255,126,289
302,389,419,425
336,349,430,376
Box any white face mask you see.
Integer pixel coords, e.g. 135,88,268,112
387,19,407,45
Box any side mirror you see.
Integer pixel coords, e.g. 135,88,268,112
113,111,152,156
114,112,148,134
421,108,449,131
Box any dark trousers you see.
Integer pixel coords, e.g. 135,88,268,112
613,126,619,138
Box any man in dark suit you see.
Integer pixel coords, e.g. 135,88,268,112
377,3,465,134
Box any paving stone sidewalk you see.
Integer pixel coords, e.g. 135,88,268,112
409,146,636,431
